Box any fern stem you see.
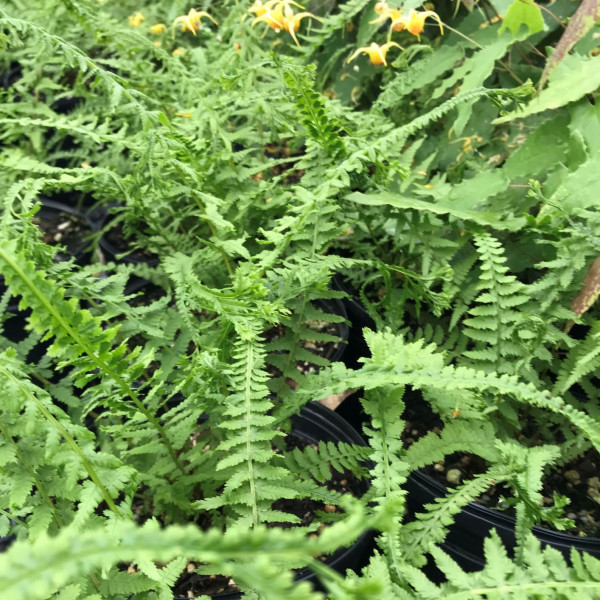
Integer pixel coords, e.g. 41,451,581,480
0,368,122,517
244,340,259,527
0,247,184,474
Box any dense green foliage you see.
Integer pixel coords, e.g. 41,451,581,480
1,0,600,598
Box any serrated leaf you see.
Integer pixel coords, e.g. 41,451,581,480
494,54,600,123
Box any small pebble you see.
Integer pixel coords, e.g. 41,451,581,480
446,468,462,485
460,455,471,466
564,469,581,485
567,512,577,520
588,476,600,490
411,429,419,436
324,504,336,513
57,221,71,231
187,562,196,573
433,462,444,472
53,232,63,242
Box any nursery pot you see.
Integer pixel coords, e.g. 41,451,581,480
177,402,373,600
313,297,350,365
98,213,160,267
331,275,375,371
406,469,600,573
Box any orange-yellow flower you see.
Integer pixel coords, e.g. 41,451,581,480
172,48,186,56
347,41,402,66
150,23,166,34
250,1,321,46
370,1,403,29
248,0,280,18
172,8,218,38
393,9,443,40
128,12,145,27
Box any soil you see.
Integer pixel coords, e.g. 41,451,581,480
402,394,600,538
263,142,305,184
33,208,91,262
102,222,159,264
125,432,365,599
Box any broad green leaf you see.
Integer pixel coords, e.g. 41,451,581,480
494,54,600,123
539,0,600,89
346,191,526,230
499,0,545,37
548,155,600,211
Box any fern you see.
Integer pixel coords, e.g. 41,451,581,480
280,58,346,160
195,322,294,526
462,233,531,373
0,500,371,600
554,322,600,395
281,440,370,483
0,241,182,472
399,531,600,599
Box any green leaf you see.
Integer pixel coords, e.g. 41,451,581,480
494,54,600,123
346,191,525,231
539,0,600,89
499,0,545,37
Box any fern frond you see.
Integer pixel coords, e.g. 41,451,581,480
462,234,530,373
281,441,370,483
418,531,600,600
399,469,507,567
0,241,182,473
553,322,600,395
0,501,371,600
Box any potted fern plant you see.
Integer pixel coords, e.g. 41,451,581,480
2,0,600,598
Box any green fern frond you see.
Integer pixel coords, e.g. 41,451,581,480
0,501,371,600
0,242,182,473
554,322,600,395
281,440,370,483
416,531,600,600
399,468,508,567
462,234,530,373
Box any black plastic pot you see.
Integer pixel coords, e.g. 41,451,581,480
406,469,600,573
98,218,160,268
179,402,373,600
313,297,350,365
331,275,375,370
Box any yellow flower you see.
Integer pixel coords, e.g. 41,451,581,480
370,1,403,28
150,23,166,34
172,8,218,38
393,9,443,40
250,1,321,47
128,12,145,27
347,41,402,66
176,112,193,118
172,48,186,56
153,41,162,47
248,0,280,18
